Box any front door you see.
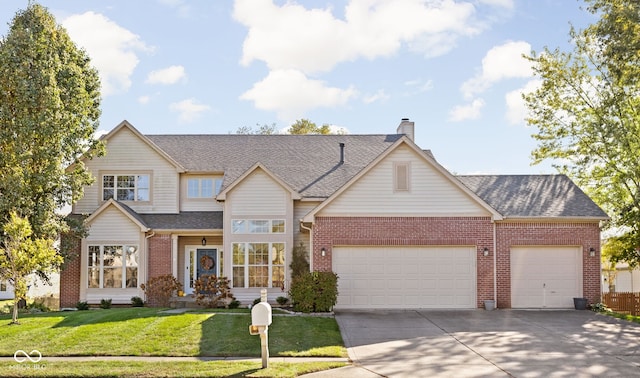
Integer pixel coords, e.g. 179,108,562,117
185,247,219,294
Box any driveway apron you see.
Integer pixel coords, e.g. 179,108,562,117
335,310,640,377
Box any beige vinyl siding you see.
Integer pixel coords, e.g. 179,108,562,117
229,170,287,216
180,175,224,212
320,145,489,216
74,126,180,214
82,208,146,305
294,201,318,250
223,168,294,292
86,207,142,241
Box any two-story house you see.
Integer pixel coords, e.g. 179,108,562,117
59,119,608,309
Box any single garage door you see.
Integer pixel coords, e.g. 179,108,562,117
333,246,476,309
511,246,582,308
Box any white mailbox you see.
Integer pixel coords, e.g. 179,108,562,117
251,302,272,326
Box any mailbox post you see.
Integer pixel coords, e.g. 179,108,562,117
249,292,272,368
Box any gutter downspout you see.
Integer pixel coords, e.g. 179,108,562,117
493,222,497,307
143,231,155,301
299,220,313,272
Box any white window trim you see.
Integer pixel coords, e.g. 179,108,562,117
101,172,151,202
231,219,286,234
87,244,139,289
232,242,285,288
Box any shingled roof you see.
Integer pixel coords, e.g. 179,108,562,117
138,131,607,223
457,175,608,219
146,134,402,198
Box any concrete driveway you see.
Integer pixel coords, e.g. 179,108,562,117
333,309,640,377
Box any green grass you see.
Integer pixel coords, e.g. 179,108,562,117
0,308,346,358
0,361,347,377
603,310,640,324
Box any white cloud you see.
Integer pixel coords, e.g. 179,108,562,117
461,40,533,99
169,98,211,123
505,79,541,125
449,98,485,122
146,65,187,85
233,0,482,74
478,0,514,9
138,95,151,105
62,12,153,96
239,69,357,120
363,89,390,104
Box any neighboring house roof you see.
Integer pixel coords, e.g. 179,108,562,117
457,175,609,219
146,133,402,198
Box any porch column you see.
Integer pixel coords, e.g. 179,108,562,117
171,234,178,278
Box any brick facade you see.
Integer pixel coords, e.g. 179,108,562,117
313,216,602,309
313,216,495,308
59,236,81,308
147,234,173,279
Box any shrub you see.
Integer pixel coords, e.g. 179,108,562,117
289,271,338,313
140,275,182,307
194,275,235,308
276,296,289,306
228,299,241,309
100,299,112,309
289,242,310,280
28,300,50,313
76,301,89,311
252,297,262,306
131,296,144,307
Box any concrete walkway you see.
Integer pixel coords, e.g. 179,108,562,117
314,309,640,378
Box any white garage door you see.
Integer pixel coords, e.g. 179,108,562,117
333,246,476,309
511,246,582,308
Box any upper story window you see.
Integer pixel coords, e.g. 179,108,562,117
232,219,285,234
187,178,223,198
393,162,410,192
103,174,150,201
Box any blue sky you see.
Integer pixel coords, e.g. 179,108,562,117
0,1,596,175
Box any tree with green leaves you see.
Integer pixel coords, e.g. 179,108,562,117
287,119,333,134
0,212,62,324
0,3,103,299
524,0,640,266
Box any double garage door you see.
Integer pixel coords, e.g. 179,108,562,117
333,246,476,309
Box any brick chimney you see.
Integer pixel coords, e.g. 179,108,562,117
397,118,414,141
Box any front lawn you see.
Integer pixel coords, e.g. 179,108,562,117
0,361,347,378
0,308,346,358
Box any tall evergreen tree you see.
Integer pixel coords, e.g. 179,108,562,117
0,3,104,316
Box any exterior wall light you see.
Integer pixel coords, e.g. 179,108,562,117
589,247,596,257
483,248,489,257
202,237,207,246
321,247,326,257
